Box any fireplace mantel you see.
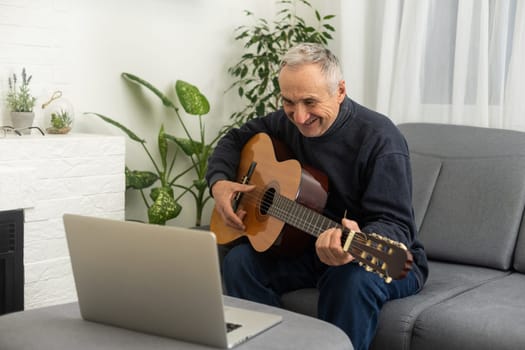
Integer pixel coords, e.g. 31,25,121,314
0,133,125,309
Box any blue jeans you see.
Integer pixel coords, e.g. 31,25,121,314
223,243,421,350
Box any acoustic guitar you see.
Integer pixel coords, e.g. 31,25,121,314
210,133,413,282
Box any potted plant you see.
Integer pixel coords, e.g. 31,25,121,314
86,73,230,226
6,68,37,133
227,0,336,126
46,109,73,134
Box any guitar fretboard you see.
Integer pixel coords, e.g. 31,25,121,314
267,192,342,238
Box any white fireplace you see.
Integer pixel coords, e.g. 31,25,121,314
0,133,125,309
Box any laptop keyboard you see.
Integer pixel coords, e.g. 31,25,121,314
226,322,242,333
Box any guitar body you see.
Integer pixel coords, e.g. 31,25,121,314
210,133,328,255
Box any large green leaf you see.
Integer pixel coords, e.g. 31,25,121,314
122,73,177,110
149,186,174,202
175,80,210,115
147,187,182,225
125,167,158,190
85,113,145,143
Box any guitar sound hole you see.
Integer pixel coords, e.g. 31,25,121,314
260,188,276,215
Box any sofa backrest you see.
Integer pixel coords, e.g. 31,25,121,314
398,123,525,271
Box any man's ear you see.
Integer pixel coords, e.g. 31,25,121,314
337,80,346,103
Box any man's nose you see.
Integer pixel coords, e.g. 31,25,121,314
293,103,309,123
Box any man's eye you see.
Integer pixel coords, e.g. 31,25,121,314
305,100,316,106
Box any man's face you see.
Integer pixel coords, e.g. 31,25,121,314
278,63,346,137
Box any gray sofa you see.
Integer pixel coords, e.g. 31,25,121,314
276,123,525,350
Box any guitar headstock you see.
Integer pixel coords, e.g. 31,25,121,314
343,231,413,283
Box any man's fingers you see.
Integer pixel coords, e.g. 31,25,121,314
233,183,256,195
342,218,359,231
316,227,354,266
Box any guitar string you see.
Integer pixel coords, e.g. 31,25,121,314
236,188,337,236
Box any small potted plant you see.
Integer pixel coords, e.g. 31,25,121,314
6,68,37,133
46,109,73,134
42,90,74,134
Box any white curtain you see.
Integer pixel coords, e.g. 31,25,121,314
341,0,525,131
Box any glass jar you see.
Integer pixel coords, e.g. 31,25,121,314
43,91,74,134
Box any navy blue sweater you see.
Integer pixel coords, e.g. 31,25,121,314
206,97,428,286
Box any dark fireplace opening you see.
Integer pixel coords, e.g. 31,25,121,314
0,209,24,315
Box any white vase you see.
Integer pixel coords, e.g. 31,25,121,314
10,112,35,134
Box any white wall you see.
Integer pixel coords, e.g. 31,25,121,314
0,0,341,227
0,134,125,308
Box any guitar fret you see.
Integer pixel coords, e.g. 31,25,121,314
297,206,309,230
306,207,316,234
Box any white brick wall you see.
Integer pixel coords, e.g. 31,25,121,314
0,133,125,309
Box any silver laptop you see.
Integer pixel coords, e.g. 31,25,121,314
63,213,282,349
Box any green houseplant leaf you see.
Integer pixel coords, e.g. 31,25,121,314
122,72,178,110
125,167,159,190
148,187,182,225
158,125,168,170
165,134,203,156
175,80,210,115
87,113,145,143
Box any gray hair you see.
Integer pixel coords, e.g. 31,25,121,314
280,43,343,94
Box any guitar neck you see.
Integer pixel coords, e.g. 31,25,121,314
267,193,340,238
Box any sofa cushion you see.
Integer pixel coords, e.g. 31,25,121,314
280,288,318,317
416,156,525,269
512,188,525,272
280,262,513,350
409,153,441,231
513,216,525,272
411,273,525,350
400,123,525,270
370,261,510,350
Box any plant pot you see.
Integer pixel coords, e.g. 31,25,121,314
46,126,71,134
10,112,35,134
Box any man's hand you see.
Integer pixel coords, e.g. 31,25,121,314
211,180,255,231
316,218,358,266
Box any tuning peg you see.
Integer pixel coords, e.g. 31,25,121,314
370,233,408,251
374,271,392,284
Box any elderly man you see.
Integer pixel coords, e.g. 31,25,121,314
206,43,428,350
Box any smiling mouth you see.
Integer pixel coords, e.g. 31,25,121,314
304,117,318,126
